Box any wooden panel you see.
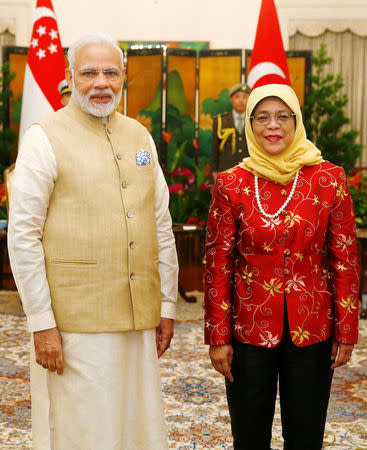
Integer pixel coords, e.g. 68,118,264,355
174,230,205,292
198,50,242,164
126,49,163,153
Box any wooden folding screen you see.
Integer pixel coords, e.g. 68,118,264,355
4,46,27,141
126,48,163,160
165,48,196,169
198,49,243,165
5,46,311,168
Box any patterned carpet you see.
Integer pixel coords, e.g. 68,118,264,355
0,294,367,449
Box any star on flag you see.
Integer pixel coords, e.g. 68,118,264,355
49,29,58,39
48,43,58,54
36,25,46,36
36,48,46,59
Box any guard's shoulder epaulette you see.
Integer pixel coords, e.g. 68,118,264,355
214,111,230,119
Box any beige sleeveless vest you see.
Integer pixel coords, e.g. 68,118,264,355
38,99,162,332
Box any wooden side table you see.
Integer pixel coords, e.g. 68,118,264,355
173,224,205,303
0,230,16,290
357,229,367,318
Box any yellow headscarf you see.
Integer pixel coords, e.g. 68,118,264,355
240,84,322,185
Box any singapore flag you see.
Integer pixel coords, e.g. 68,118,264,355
248,0,291,90
19,0,65,143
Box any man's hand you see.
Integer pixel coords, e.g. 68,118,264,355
331,341,354,370
33,327,64,375
156,318,174,358
209,344,234,382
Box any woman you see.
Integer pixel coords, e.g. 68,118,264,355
204,84,359,450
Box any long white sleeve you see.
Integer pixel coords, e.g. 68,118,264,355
8,124,57,332
150,135,178,319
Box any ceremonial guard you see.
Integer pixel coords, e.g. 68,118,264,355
211,83,250,181
57,79,71,106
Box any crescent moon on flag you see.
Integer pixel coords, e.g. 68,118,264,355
34,7,57,22
248,62,286,89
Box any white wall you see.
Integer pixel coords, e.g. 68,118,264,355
2,0,260,48
2,0,367,49
0,0,33,46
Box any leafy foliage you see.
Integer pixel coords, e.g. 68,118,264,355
166,142,211,225
199,88,234,165
165,105,195,168
0,62,17,180
201,89,232,116
348,172,367,228
12,92,22,125
303,44,362,174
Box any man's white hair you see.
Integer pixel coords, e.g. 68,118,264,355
68,32,124,69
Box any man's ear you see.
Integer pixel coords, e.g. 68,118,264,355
65,68,72,88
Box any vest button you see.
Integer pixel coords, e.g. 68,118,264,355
239,137,242,141
281,189,288,196
121,181,127,189
239,149,242,153
129,241,136,249
130,273,136,280
127,211,133,218
284,248,291,256
116,153,122,160
107,128,112,134
283,268,290,275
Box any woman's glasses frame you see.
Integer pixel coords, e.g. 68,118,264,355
250,112,296,126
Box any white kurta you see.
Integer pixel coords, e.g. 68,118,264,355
8,123,178,450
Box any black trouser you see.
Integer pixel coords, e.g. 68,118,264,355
226,307,334,450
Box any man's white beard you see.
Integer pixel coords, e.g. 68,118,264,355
71,79,122,117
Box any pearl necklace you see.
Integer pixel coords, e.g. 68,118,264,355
254,171,299,219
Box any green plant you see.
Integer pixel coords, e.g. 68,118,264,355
348,171,367,228
303,44,362,174
166,142,211,225
0,62,17,179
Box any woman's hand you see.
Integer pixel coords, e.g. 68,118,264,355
209,344,234,382
331,341,354,370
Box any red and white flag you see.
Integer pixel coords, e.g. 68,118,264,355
248,0,291,90
19,0,65,143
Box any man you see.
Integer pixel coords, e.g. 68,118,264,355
57,79,71,106
211,83,250,182
8,33,178,450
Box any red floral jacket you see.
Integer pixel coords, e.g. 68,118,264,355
204,162,359,347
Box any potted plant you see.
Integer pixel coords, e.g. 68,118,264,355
165,141,211,293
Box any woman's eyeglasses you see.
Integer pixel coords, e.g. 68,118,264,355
250,112,296,126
